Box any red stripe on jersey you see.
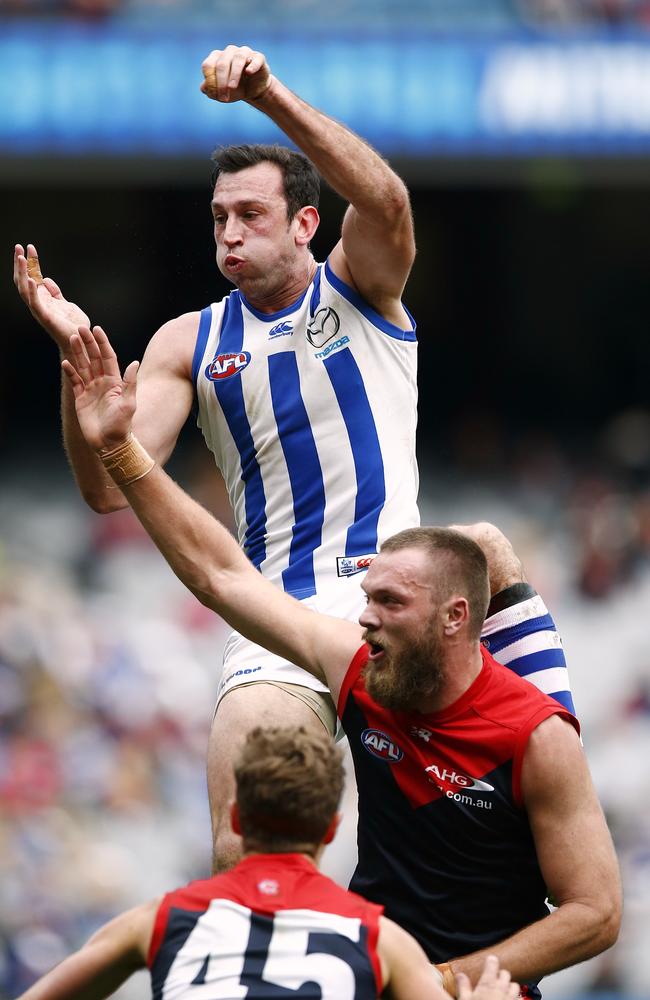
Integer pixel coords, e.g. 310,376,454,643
148,894,171,967
337,644,369,720
366,908,383,993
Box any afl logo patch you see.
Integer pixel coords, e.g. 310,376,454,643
361,729,403,762
205,352,251,381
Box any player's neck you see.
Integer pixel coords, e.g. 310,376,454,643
241,848,320,866
416,642,484,714
244,256,318,314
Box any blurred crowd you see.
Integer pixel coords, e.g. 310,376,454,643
0,488,223,995
1,410,649,998
4,0,650,28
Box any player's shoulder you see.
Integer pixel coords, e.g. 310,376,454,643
473,651,570,730
525,709,581,753
306,867,383,923
153,309,203,343
141,310,203,377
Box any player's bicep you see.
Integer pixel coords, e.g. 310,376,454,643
131,315,198,466
335,201,415,317
522,716,620,910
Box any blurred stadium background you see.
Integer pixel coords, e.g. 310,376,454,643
2,1,650,997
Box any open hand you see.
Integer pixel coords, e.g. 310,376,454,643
457,956,520,1000
13,244,90,353
200,45,271,104
61,325,139,452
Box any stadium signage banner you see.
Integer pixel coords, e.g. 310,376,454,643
3,26,650,155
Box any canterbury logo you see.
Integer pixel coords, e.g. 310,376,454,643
269,321,293,338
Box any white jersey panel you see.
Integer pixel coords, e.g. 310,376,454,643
193,260,419,607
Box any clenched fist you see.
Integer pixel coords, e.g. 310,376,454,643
201,45,272,104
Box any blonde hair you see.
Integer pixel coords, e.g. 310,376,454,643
234,726,344,854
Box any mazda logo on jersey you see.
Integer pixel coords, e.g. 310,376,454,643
205,352,251,380
307,306,340,348
361,728,403,762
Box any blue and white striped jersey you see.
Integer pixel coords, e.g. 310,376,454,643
193,260,420,601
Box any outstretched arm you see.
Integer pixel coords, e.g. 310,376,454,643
200,46,415,327
13,245,195,514
440,715,622,990
16,901,156,1000
62,325,360,703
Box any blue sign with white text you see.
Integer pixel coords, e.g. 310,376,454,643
3,24,650,156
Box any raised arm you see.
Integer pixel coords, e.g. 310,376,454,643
441,714,622,990
62,325,360,703
200,46,415,327
13,245,195,513
16,901,156,1000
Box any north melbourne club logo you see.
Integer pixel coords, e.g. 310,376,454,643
307,306,340,348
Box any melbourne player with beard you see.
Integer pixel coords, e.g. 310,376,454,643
60,325,622,998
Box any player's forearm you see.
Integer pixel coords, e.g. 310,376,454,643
16,945,139,1000
117,458,328,679
251,76,410,223
121,461,252,615
448,901,620,990
61,375,129,514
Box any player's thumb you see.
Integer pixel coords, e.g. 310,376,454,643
122,360,140,404
453,971,470,1000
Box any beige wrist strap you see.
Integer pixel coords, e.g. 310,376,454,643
99,433,155,487
435,962,457,997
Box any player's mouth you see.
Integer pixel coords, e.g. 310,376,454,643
224,254,245,273
365,638,386,663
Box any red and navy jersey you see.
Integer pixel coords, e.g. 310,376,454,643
338,644,580,998
148,853,383,1000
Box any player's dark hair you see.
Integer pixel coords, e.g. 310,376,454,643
234,726,344,855
381,527,490,639
211,144,320,221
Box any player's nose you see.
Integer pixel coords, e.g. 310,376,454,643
222,218,244,246
359,604,380,630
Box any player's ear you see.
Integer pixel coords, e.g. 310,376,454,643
443,596,469,636
230,801,241,836
294,206,320,246
322,812,341,845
